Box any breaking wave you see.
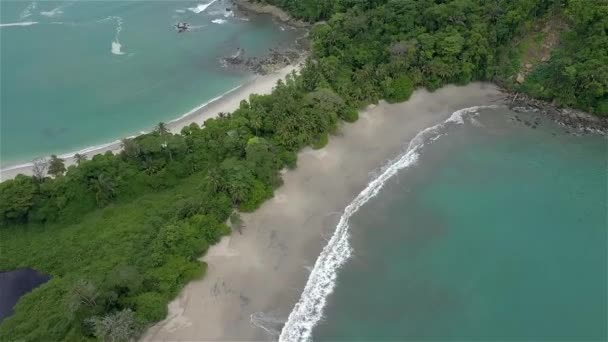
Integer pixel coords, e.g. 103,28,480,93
40,7,63,17
20,2,37,19
187,0,217,14
98,16,125,55
278,105,499,342
0,21,38,28
211,19,227,24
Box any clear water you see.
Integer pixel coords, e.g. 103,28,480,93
0,0,299,165
314,108,608,341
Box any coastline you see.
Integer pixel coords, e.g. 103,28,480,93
502,89,608,135
0,62,301,181
142,83,504,341
233,0,310,28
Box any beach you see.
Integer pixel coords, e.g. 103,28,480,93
142,83,504,341
0,63,301,181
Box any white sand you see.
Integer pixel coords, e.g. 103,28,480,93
142,83,504,341
0,63,301,181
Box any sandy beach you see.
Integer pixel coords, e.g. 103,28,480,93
0,63,301,181
142,83,504,341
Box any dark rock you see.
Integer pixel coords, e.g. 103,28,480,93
504,90,608,135
221,47,303,75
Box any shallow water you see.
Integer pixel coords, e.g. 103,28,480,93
0,0,299,165
311,108,607,340
0,268,50,323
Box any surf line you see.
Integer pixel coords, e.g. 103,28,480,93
278,105,499,342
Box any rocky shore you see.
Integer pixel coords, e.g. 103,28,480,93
221,47,305,75
232,0,309,28
504,91,608,135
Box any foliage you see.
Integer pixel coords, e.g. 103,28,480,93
2,0,606,340
48,155,67,177
520,1,608,115
87,309,140,342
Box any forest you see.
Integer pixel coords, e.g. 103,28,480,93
0,0,606,341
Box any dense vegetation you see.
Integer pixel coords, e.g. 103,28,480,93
1,0,606,341
264,0,607,115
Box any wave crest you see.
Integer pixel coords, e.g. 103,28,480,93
278,105,498,342
187,0,217,14
0,21,38,28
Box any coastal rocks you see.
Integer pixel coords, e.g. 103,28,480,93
232,0,309,28
505,92,608,135
221,47,303,75
175,22,191,33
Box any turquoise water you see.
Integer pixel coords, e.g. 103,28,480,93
314,109,607,340
0,0,299,166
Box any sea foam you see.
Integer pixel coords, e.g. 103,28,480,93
188,0,217,14
20,2,37,19
99,16,125,55
40,7,63,17
111,41,124,55
278,105,499,342
0,21,38,28
211,19,227,24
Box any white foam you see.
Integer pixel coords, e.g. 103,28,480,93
175,9,186,13
187,0,217,14
111,41,124,55
99,16,125,55
0,21,38,28
211,19,227,24
20,2,37,19
278,105,499,342
40,7,63,17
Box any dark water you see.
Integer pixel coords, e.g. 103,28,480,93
314,108,608,341
0,269,50,323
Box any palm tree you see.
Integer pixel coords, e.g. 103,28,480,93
228,181,248,205
205,168,224,193
250,114,263,135
74,153,88,165
155,122,169,136
92,173,116,206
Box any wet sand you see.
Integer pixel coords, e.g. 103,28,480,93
142,83,504,341
0,63,301,181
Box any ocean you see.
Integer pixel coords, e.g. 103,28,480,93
281,107,607,341
0,0,299,166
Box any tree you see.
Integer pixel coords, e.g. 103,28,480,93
91,173,116,206
48,155,66,177
31,158,48,181
230,212,244,234
120,138,140,161
384,75,414,102
66,279,99,316
205,168,224,193
88,309,140,342
0,175,37,224
74,153,88,165
155,122,169,136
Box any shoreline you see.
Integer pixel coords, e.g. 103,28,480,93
502,89,608,135
142,83,504,341
232,0,310,28
0,62,302,181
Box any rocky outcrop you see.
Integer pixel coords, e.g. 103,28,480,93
505,91,608,135
221,47,304,74
232,0,309,28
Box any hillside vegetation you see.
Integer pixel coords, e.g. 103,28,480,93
1,0,606,341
